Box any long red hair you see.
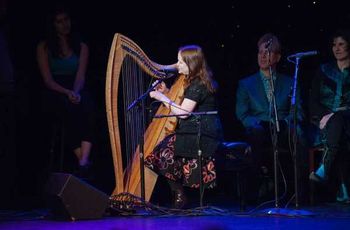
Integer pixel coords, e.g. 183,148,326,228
179,45,217,93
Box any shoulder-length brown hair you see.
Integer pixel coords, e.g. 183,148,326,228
179,45,217,93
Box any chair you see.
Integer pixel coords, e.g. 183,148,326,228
215,141,252,211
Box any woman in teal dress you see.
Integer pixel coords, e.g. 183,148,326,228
37,6,94,176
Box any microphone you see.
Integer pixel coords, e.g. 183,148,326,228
127,77,167,111
287,51,318,59
153,70,177,86
265,38,273,49
127,70,176,111
161,67,178,77
164,72,176,78
151,72,176,88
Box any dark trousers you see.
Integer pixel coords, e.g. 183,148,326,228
322,111,350,184
41,89,95,151
324,111,350,151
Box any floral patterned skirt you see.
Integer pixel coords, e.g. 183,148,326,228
145,134,216,189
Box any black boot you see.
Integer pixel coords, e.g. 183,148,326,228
173,188,187,209
168,180,187,209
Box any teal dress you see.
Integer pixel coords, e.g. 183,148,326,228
49,52,79,87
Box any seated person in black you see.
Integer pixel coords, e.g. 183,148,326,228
145,45,223,208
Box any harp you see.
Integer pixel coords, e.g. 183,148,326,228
105,33,185,201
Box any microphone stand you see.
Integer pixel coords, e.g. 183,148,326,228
267,48,281,210
262,55,314,217
127,78,167,201
287,56,314,216
262,45,290,216
290,57,300,208
154,111,218,207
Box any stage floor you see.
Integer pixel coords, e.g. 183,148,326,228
1,202,350,230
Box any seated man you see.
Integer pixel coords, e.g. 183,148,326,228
235,33,307,203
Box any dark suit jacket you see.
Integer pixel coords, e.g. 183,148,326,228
236,72,301,128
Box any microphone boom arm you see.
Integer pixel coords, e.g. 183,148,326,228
287,50,318,61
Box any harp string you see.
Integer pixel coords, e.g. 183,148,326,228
121,55,152,192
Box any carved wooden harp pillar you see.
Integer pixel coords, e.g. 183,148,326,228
105,33,185,201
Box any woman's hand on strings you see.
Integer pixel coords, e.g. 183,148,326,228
155,81,169,94
149,90,166,102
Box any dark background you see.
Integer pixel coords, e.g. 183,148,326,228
1,0,350,208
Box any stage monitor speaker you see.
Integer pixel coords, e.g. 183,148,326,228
45,173,110,220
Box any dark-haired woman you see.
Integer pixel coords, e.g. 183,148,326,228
37,7,94,176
